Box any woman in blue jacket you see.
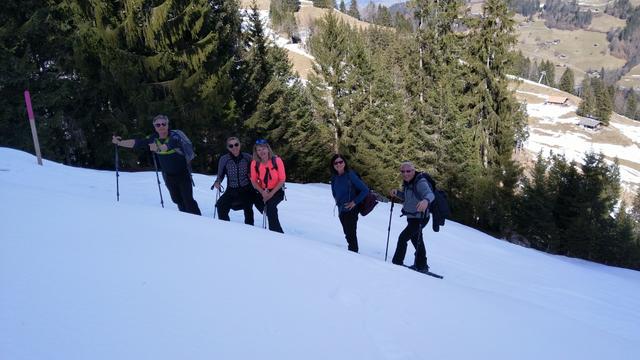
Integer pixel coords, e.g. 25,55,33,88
330,154,369,253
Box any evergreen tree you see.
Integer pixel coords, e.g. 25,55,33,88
610,202,638,267
308,12,351,152
528,60,540,82
286,0,302,12
339,0,347,12
307,12,407,190
348,0,361,20
559,67,575,94
393,12,414,33
0,1,91,165
625,90,638,119
577,77,597,119
271,0,299,36
313,0,334,8
574,152,620,259
458,0,527,231
538,60,556,87
632,192,640,226
69,0,242,172
593,78,613,125
509,51,531,79
514,153,555,250
236,3,272,121
547,155,582,254
376,5,392,26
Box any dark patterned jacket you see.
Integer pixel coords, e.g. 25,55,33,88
216,152,252,188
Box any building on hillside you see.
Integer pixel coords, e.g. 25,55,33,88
545,96,570,106
578,117,602,131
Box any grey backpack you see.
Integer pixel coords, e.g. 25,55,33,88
170,130,195,163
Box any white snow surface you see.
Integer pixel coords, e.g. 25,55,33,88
1,147,640,359
241,9,315,60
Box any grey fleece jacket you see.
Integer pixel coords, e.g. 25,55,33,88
396,174,435,219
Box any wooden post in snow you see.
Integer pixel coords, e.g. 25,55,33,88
24,90,43,165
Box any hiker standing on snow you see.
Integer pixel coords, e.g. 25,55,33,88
112,114,201,215
212,137,255,225
389,161,434,271
250,139,286,233
330,154,369,253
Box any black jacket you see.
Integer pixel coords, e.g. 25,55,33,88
430,190,450,232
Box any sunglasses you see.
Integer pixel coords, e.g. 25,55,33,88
400,169,414,173
154,122,167,128
255,139,268,145
333,160,344,165
228,143,240,148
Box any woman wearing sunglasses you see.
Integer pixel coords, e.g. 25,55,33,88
330,154,369,253
250,139,286,233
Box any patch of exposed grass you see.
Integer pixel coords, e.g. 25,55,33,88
515,17,625,82
588,13,626,33
618,64,640,89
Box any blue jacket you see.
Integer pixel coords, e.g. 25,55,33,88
331,170,369,213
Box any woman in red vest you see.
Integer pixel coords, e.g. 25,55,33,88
250,139,286,233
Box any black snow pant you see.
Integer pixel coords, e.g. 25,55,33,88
392,216,429,270
255,189,284,233
163,172,201,215
338,208,359,253
216,185,255,225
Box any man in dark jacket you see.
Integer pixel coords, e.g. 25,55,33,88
112,115,201,215
389,161,435,271
212,137,255,225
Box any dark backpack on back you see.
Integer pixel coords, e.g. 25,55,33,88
412,171,451,231
170,130,195,163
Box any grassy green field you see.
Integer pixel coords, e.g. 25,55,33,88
588,13,626,33
516,16,625,82
618,64,640,89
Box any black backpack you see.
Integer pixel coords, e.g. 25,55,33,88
410,172,451,231
254,156,279,174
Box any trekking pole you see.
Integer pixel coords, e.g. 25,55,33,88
152,153,164,208
213,186,223,219
262,203,268,229
115,144,120,202
385,201,395,262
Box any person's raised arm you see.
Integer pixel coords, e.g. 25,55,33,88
112,135,135,148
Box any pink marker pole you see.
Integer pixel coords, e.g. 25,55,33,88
24,90,43,165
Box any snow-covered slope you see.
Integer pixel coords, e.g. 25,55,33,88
512,78,640,193
1,147,639,359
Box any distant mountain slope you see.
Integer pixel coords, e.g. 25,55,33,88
510,77,640,195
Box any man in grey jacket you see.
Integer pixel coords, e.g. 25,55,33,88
389,161,435,271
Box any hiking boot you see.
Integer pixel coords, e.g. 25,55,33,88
409,264,429,272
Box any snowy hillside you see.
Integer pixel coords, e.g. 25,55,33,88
512,78,640,193
1,147,640,359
